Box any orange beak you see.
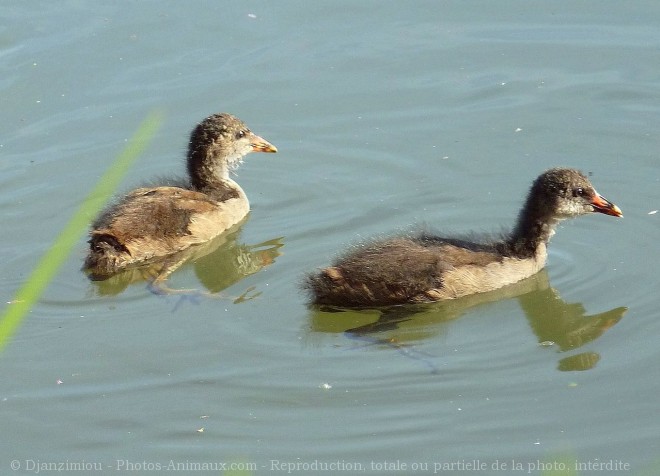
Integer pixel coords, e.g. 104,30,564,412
250,133,278,153
591,193,623,217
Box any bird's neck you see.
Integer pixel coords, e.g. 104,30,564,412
505,197,560,258
188,150,239,201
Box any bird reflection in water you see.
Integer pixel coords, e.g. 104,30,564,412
308,271,626,372
87,223,283,302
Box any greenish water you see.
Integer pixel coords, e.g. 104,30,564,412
1,1,659,475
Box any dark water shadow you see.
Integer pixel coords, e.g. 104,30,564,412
86,223,283,301
307,271,626,372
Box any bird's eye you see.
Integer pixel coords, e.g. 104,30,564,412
573,187,585,197
235,130,247,140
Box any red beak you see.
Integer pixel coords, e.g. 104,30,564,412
591,193,623,217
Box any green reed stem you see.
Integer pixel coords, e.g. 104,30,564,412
0,110,164,352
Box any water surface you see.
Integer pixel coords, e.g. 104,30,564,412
1,1,659,474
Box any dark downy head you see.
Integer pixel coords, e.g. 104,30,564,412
509,168,622,255
528,168,622,219
187,113,277,189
